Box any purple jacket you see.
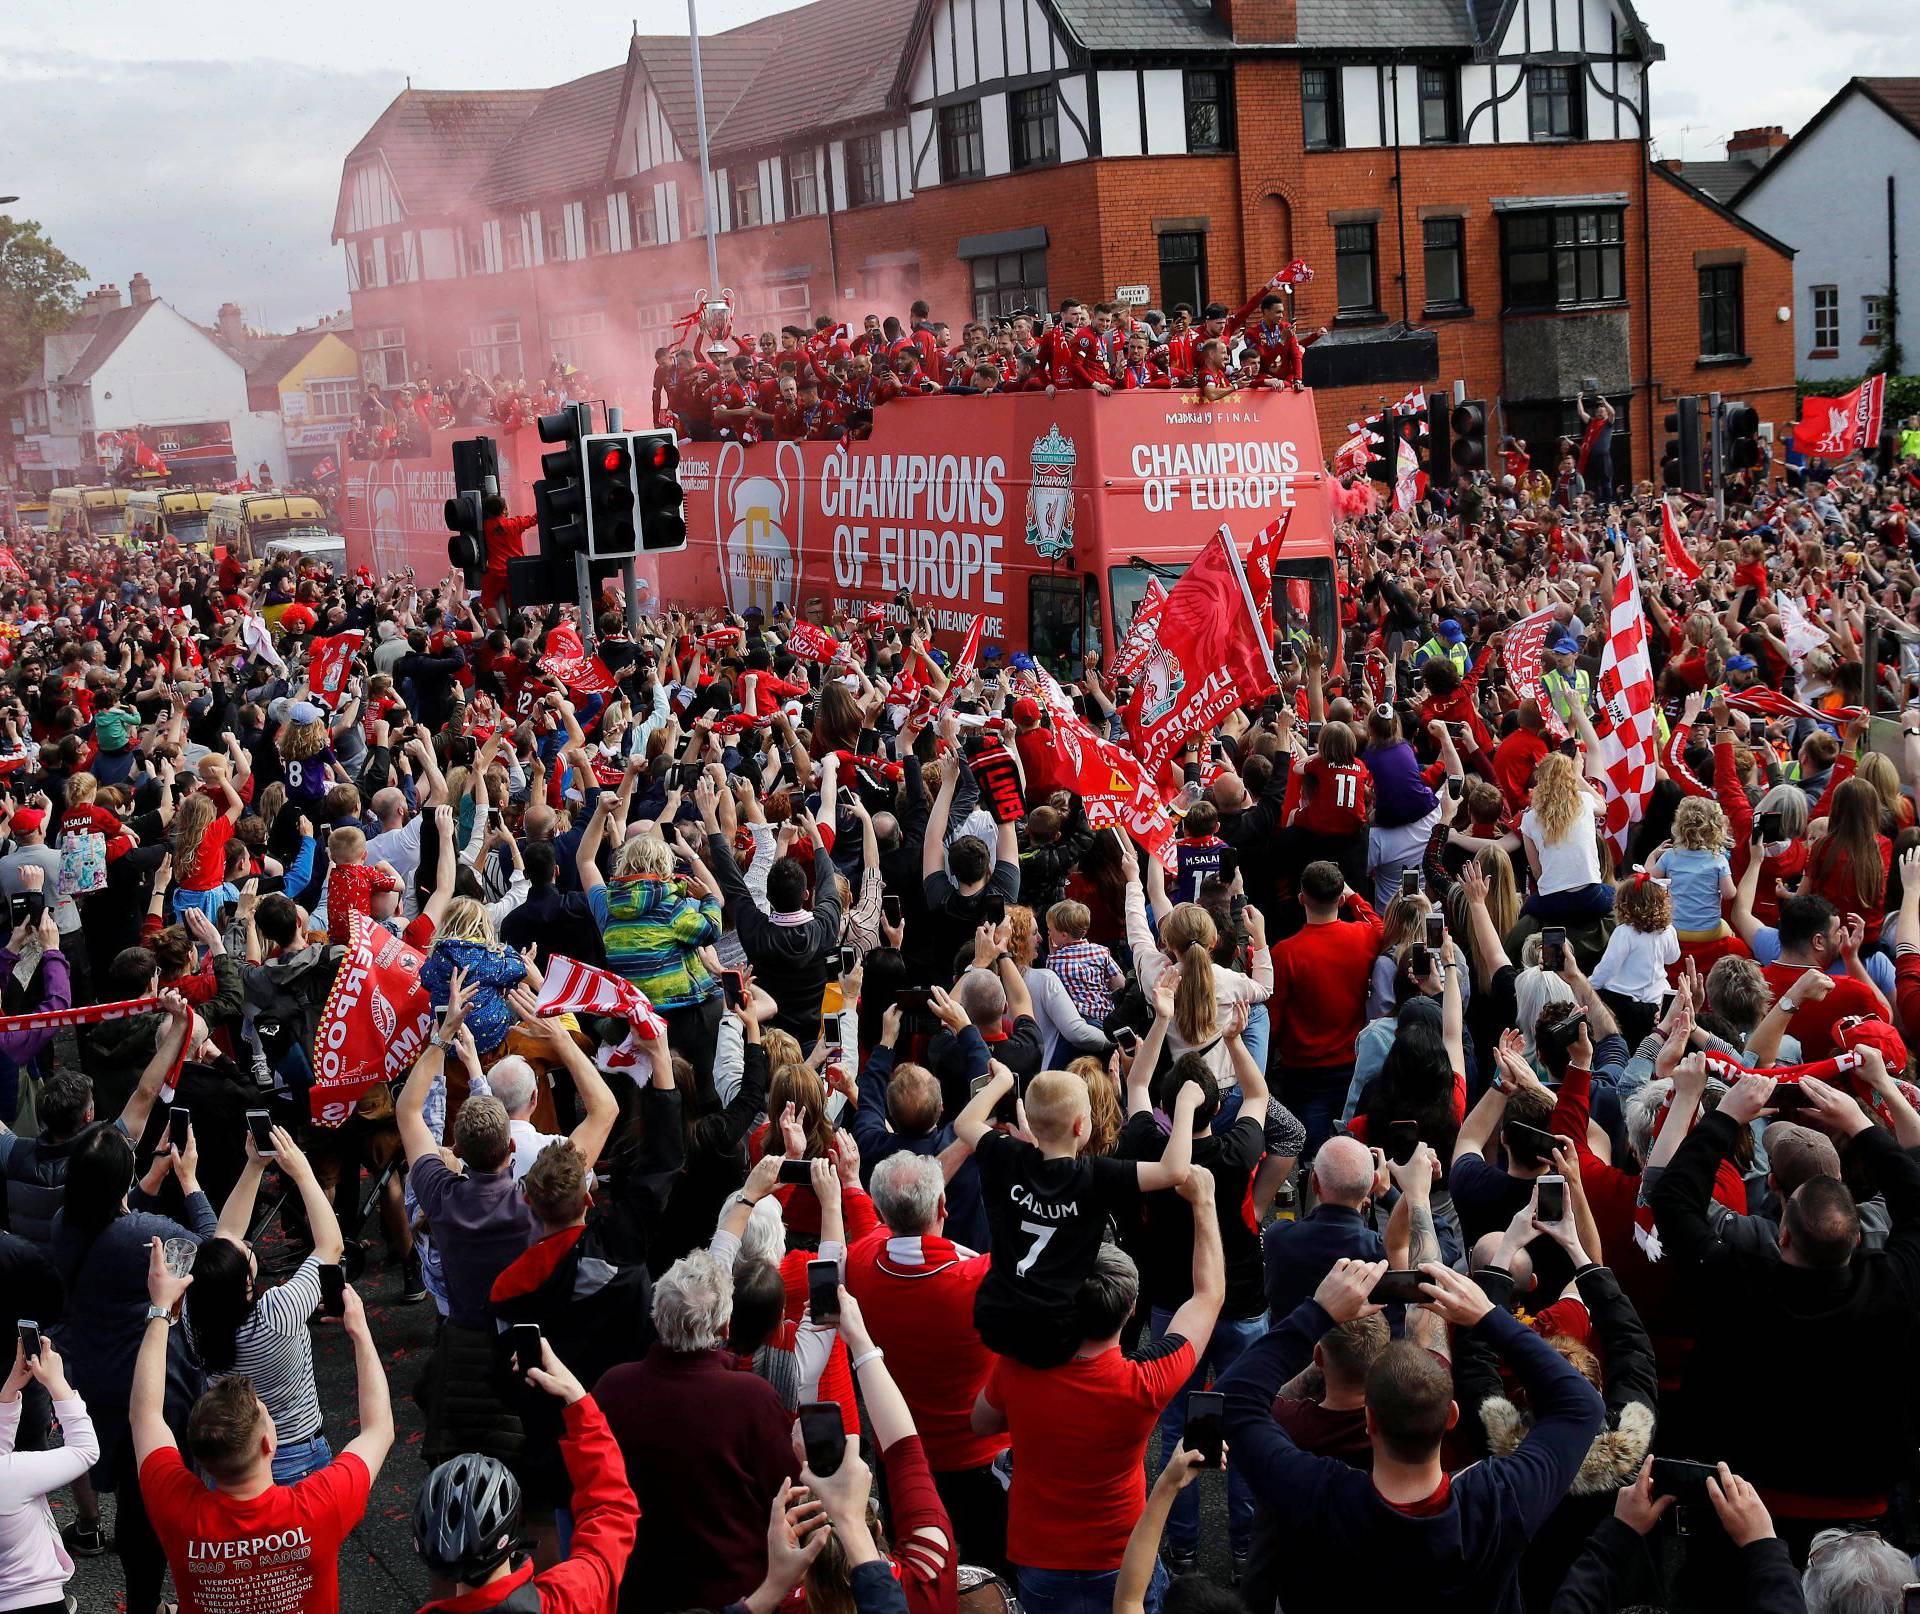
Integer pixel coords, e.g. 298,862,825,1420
1362,742,1437,829
0,947,70,1062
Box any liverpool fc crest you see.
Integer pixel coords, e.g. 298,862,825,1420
1024,424,1078,559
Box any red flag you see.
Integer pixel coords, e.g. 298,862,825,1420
1792,375,1885,458
1049,699,1179,872
308,629,364,708
311,913,432,1126
1728,689,1867,728
0,547,23,578
536,954,666,1040
1123,527,1279,776
541,622,616,697
1660,500,1701,585
939,615,985,711
1243,512,1292,644
1111,576,1168,680
1501,606,1568,740
1594,551,1658,853
786,620,837,661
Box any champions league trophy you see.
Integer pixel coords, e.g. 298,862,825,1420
697,288,737,347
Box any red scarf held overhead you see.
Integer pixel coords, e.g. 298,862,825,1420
0,994,186,1092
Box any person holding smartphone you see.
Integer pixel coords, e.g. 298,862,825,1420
182,1124,346,1483
0,1333,99,1614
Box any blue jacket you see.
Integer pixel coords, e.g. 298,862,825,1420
1262,1203,1385,1323
1220,1299,1604,1614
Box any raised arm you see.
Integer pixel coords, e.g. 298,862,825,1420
952,1063,1014,1151
1135,1082,1199,1192
339,1286,395,1479
117,991,192,1145
921,762,956,882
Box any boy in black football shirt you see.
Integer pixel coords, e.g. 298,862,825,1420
956,1063,1198,1367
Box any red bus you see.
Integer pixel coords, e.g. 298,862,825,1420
341,388,1341,665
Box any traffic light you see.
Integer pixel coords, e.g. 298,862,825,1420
1661,396,1701,493
444,435,498,585
1722,402,1762,475
583,433,640,559
635,429,687,552
535,404,589,561
1423,392,1451,489
1364,412,1397,484
1449,401,1487,474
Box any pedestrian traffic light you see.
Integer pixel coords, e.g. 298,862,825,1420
534,404,589,561
1722,402,1762,474
634,429,687,552
583,432,640,559
1662,397,1702,494
1450,401,1487,474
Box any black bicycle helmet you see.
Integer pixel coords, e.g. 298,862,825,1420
414,1452,523,1584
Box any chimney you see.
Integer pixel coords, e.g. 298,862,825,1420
1211,0,1294,43
1657,157,1684,172
82,284,124,316
1727,126,1788,164
217,302,247,346
129,272,154,306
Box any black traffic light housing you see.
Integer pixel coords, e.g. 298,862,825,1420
444,435,498,585
1364,412,1397,484
583,432,640,559
1423,393,1451,489
1450,401,1487,475
535,404,590,561
1722,402,1762,474
635,430,688,552
1661,396,1701,493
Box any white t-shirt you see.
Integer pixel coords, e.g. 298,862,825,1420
1521,795,1604,894
1590,923,1680,1003
508,1116,566,1181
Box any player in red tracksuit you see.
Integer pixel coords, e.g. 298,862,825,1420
1233,291,1327,391
480,499,538,622
1118,334,1171,390
714,357,772,443
664,351,720,440
1035,303,1114,392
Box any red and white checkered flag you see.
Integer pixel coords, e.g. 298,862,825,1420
536,955,666,1040
1593,550,1658,853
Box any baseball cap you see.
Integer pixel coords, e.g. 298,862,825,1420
1011,696,1041,723
11,807,45,835
288,699,325,725
1834,1014,1908,1074
1761,1121,1841,1194
1437,620,1464,645
1546,628,1580,654
1725,654,1758,673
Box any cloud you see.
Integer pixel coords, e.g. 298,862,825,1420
0,50,395,328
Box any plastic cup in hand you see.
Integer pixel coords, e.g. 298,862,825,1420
162,1237,197,1281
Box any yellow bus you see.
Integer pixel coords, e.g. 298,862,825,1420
126,488,219,549
48,486,130,542
207,493,334,565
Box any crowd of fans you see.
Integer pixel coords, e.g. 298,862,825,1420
0,430,1914,1614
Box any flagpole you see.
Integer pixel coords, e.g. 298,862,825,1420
686,0,722,297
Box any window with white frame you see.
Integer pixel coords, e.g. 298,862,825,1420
1811,285,1838,348
1864,295,1885,339
385,236,412,284
458,321,523,380
636,302,678,362
788,150,820,217
633,193,659,246
362,328,409,388
732,168,764,230
466,232,489,275
544,217,570,261
588,208,612,254
685,190,712,238
503,224,527,270
547,311,605,369
305,378,358,419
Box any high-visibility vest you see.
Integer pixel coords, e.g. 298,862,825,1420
1414,638,1469,676
1543,666,1590,724
1900,427,1920,462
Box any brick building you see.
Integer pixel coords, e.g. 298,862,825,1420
332,0,1795,480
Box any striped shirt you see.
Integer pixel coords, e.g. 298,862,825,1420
195,1254,326,1444
589,876,723,1010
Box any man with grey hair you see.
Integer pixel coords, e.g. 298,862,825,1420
971,1169,1223,1614
594,1246,793,1614
847,1152,1005,1570
468,1015,622,1185
1802,1526,1914,1614
1262,1134,1387,1323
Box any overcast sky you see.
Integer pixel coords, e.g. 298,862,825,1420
1,0,1913,332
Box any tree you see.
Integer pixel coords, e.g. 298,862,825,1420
0,215,88,400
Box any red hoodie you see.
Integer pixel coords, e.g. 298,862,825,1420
416,1396,638,1614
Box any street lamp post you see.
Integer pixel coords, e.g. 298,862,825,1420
684,0,721,295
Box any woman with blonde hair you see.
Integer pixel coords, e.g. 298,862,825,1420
1853,750,1914,833
276,704,335,814
1123,838,1270,1079
1367,891,1431,1021
418,895,527,1056
1518,750,1612,919
171,763,244,920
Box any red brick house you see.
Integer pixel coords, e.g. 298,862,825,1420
332,0,1795,480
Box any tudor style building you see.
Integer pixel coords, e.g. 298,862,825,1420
332,0,1796,479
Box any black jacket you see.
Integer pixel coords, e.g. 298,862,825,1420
1648,1109,1920,1509
1017,796,1093,920
1551,1516,1806,1614
707,834,840,1044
